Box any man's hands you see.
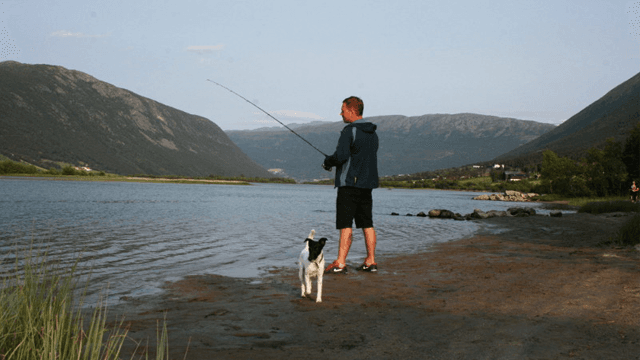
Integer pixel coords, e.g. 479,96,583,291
322,157,332,171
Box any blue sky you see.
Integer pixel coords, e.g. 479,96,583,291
2,0,640,130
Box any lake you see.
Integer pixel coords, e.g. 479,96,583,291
0,178,560,305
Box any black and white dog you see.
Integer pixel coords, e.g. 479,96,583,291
298,229,327,303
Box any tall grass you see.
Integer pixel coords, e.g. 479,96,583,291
616,214,640,246
577,200,640,214
577,200,640,247
0,245,173,359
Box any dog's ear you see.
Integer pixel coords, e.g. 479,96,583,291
303,238,311,243
318,238,327,245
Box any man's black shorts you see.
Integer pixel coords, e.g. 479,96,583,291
336,186,373,229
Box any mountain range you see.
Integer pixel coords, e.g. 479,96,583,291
2,61,637,181
0,61,271,178
229,71,640,180
227,114,555,181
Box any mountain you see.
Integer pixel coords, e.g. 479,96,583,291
495,71,640,163
0,61,272,178
226,114,555,181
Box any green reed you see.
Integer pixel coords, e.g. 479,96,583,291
0,245,173,359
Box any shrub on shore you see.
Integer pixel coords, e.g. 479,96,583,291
0,159,108,177
0,160,39,175
62,164,81,175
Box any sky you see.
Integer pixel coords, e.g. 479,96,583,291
2,0,640,130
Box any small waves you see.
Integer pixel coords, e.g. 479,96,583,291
0,180,558,306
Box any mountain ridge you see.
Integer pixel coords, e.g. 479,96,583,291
0,61,272,178
227,113,555,180
495,70,640,162
7,61,631,182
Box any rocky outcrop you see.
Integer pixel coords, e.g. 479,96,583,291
462,207,536,220
393,207,543,221
473,190,539,202
428,209,462,219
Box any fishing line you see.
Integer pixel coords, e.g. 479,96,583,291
207,79,328,157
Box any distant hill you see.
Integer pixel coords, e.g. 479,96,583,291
227,114,555,181
0,61,272,178
495,71,640,164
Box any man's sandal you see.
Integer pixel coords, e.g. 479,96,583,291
325,261,348,274
356,263,378,272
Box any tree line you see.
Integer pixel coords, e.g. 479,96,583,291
539,122,640,198
377,122,640,198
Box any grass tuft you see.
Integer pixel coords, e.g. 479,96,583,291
616,214,640,246
0,244,176,359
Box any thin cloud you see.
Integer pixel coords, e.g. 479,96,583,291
49,30,109,38
186,45,224,53
271,110,324,120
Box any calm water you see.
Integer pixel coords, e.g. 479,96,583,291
0,178,557,305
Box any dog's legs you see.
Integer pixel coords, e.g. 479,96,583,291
316,272,323,303
304,272,312,296
299,264,307,297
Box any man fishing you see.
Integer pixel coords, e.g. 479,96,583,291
322,96,379,273
208,82,379,272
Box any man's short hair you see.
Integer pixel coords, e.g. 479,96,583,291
343,96,364,116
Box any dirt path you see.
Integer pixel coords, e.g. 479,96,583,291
109,212,640,359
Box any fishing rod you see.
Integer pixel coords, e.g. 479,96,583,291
207,79,328,157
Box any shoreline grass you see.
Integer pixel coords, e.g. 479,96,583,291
0,244,176,359
576,200,640,247
577,199,640,214
615,213,640,246
0,158,294,185
0,173,254,186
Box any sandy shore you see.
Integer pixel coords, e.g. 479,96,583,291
108,211,640,359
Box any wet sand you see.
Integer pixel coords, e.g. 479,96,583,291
109,212,640,359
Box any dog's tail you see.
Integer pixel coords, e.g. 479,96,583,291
307,229,315,240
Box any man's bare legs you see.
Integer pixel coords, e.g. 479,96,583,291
334,227,376,267
362,227,376,265
334,228,352,267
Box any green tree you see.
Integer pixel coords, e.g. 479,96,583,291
541,150,575,194
0,160,38,174
622,122,640,182
541,150,591,196
490,169,504,182
62,165,78,175
584,138,627,196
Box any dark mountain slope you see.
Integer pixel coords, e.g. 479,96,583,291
0,61,271,177
496,71,640,162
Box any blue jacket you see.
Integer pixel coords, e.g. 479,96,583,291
324,120,379,189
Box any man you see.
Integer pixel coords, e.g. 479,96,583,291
322,96,379,273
